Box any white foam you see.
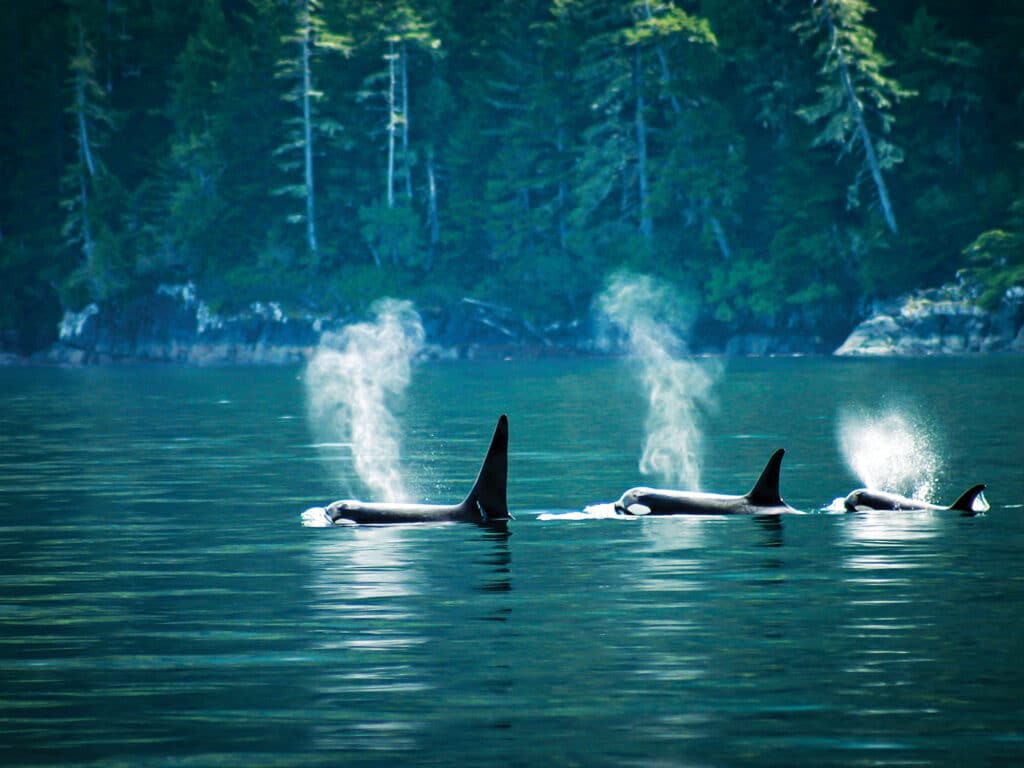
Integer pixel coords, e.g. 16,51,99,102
301,507,333,527
537,503,631,521
823,497,848,513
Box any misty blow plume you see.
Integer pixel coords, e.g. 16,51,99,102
597,271,719,490
305,298,425,502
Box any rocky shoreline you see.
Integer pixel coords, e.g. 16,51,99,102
3,280,1023,366
835,283,1024,356
23,284,595,366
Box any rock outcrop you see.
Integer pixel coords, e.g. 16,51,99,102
47,284,327,365
24,279,1024,365
835,284,1024,356
42,284,587,365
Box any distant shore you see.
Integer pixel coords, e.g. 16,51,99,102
2,281,1022,367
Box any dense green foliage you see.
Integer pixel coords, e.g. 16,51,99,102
2,0,1022,351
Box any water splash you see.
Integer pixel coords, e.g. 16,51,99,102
305,299,425,502
837,406,941,500
300,506,334,527
597,271,719,490
538,503,629,521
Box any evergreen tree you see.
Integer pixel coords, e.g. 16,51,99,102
60,3,124,306
561,0,644,250
165,1,282,294
477,0,582,316
631,0,737,262
794,0,912,235
961,185,1024,310
0,1,68,350
356,0,440,267
275,0,350,262
562,0,720,269
3,0,1024,348
888,7,989,286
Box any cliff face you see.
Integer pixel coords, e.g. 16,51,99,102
42,284,587,365
22,280,1024,365
835,285,1024,356
47,285,324,365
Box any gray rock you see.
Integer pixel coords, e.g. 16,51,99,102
835,282,1024,356
834,314,901,356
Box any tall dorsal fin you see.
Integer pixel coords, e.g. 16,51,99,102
949,483,986,513
461,415,509,520
745,448,785,506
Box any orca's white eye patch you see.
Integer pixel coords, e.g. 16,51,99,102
626,503,651,516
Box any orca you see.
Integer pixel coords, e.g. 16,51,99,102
843,484,987,515
304,415,510,526
613,449,800,516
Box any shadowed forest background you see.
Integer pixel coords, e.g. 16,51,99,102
2,0,1023,354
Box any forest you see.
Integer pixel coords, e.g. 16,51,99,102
2,0,1023,354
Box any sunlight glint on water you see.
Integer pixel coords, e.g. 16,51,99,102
0,358,1022,767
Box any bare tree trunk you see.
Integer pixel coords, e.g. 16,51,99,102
301,2,318,256
644,0,682,114
823,5,898,235
78,164,94,267
556,126,568,252
710,215,731,260
386,38,397,210
401,41,412,201
426,147,439,259
104,0,113,93
71,21,96,271
74,25,96,178
641,0,730,258
634,49,652,242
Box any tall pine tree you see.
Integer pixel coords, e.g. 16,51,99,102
61,2,123,306
275,0,350,262
356,0,440,268
795,0,912,235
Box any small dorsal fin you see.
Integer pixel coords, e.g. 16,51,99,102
462,415,509,520
949,483,986,513
746,448,785,507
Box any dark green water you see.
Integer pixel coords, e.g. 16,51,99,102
1,357,1022,767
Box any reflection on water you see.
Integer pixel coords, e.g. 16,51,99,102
832,512,958,750
842,508,947,547
839,513,946,630
304,525,513,755
1,360,1022,767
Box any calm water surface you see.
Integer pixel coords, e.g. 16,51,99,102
1,357,1022,766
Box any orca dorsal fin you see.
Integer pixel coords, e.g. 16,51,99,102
462,415,509,521
745,448,785,507
949,483,986,513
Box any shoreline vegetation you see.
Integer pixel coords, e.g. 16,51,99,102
3,279,1021,367
3,3,1023,362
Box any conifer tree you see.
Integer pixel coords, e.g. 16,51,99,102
61,5,120,305
481,0,576,307
891,7,986,278
275,0,350,262
561,0,643,245
795,0,912,235
629,0,732,260
357,0,440,267
563,0,718,259
961,144,1024,308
